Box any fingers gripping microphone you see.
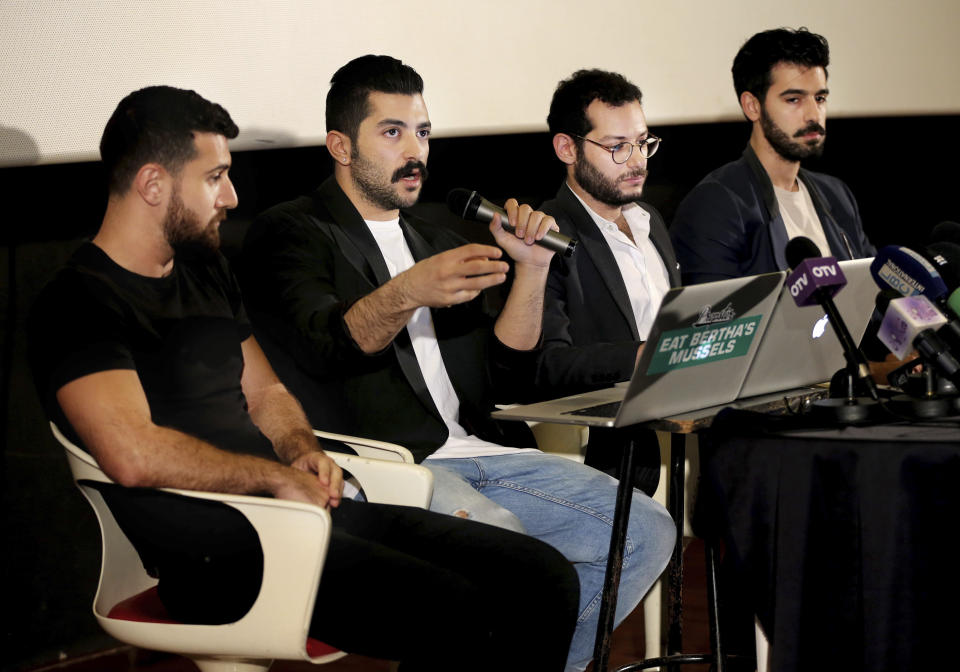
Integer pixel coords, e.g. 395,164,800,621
879,297,960,386
878,295,960,415
447,188,578,258
786,236,879,402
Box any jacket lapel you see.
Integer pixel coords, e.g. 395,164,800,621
647,216,681,287
743,145,791,271
312,178,442,423
312,177,393,288
557,185,640,339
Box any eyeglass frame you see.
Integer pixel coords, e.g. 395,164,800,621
570,133,662,163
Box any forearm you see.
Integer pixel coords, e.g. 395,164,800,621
246,381,319,464
343,276,417,353
94,420,289,496
494,263,549,350
535,341,640,396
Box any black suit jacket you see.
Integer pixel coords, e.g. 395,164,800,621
670,145,875,285
238,176,536,462
536,183,682,398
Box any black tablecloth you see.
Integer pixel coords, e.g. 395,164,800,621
695,409,960,672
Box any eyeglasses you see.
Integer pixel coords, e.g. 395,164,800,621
572,134,662,163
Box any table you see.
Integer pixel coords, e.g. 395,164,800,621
694,410,960,672
494,387,827,671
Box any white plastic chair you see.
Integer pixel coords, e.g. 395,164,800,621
54,422,433,672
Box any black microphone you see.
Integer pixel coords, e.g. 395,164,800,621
786,236,879,400
447,188,578,258
929,221,960,245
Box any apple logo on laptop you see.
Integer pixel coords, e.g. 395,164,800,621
811,314,830,339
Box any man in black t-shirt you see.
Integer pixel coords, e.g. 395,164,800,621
28,86,578,671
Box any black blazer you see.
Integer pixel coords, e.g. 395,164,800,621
536,183,681,399
238,177,536,462
670,145,876,285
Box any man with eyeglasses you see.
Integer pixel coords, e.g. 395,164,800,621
670,27,874,285
535,69,680,495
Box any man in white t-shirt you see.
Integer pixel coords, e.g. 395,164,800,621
671,27,874,285
537,69,682,495
240,55,675,672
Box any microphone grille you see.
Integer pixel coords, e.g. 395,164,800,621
446,188,474,218
785,236,822,269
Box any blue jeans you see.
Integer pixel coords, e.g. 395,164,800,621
425,453,675,672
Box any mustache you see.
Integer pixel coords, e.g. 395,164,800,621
618,168,648,182
794,122,826,137
391,160,429,184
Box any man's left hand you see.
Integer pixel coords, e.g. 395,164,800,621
489,198,558,268
289,450,344,509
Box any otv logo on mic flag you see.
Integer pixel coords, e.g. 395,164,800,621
787,257,847,307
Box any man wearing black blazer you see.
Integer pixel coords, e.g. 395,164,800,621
670,28,874,285
240,55,675,672
537,70,681,494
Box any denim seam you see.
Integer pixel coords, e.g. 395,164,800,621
475,478,639,558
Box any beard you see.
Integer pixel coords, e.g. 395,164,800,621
351,153,429,212
163,187,224,260
760,109,826,162
573,151,647,207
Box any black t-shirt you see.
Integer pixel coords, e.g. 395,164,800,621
29,242,274,458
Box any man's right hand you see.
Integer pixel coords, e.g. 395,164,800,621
397,243,509,308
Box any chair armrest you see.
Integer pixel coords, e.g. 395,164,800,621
327,452,433,508
313,429,413,463
97,487,333,660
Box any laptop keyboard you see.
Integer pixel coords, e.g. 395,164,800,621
563,401,622,418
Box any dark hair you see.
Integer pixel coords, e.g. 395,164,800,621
326,55,424,143
100,86,238,195
547,69,643,141
732,27,830,102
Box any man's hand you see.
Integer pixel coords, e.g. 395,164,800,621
635,342,646,367
489,198,559,268
275,451,344,509
397,244,509,308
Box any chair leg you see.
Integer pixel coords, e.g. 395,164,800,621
643,578,663,661
754,617,770,672
190,657,273,672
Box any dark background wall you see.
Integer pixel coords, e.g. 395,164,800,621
3,115,959,672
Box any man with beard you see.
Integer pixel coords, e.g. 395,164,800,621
535,69,681,495
28,86,584,671
240,56,675,672
671,27,874,284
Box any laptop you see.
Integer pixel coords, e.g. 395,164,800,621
495,272,787,428
738,258,876,398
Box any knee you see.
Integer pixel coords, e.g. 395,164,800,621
447,504,527,534
627,495,676,566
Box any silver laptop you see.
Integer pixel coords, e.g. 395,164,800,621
495,272,786,428
738,258,876,398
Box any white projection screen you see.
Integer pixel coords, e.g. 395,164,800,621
2,0,958,167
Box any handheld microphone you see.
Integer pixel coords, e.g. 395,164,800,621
786,236,878,400
930,221,960,245
872,244,960,352
869,245,948,300
877,295,960,387
924,241,960,319
447,188,578,258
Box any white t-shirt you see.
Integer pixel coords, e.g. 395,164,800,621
364,217,536,459
568,187,671,339
775,180,832,258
